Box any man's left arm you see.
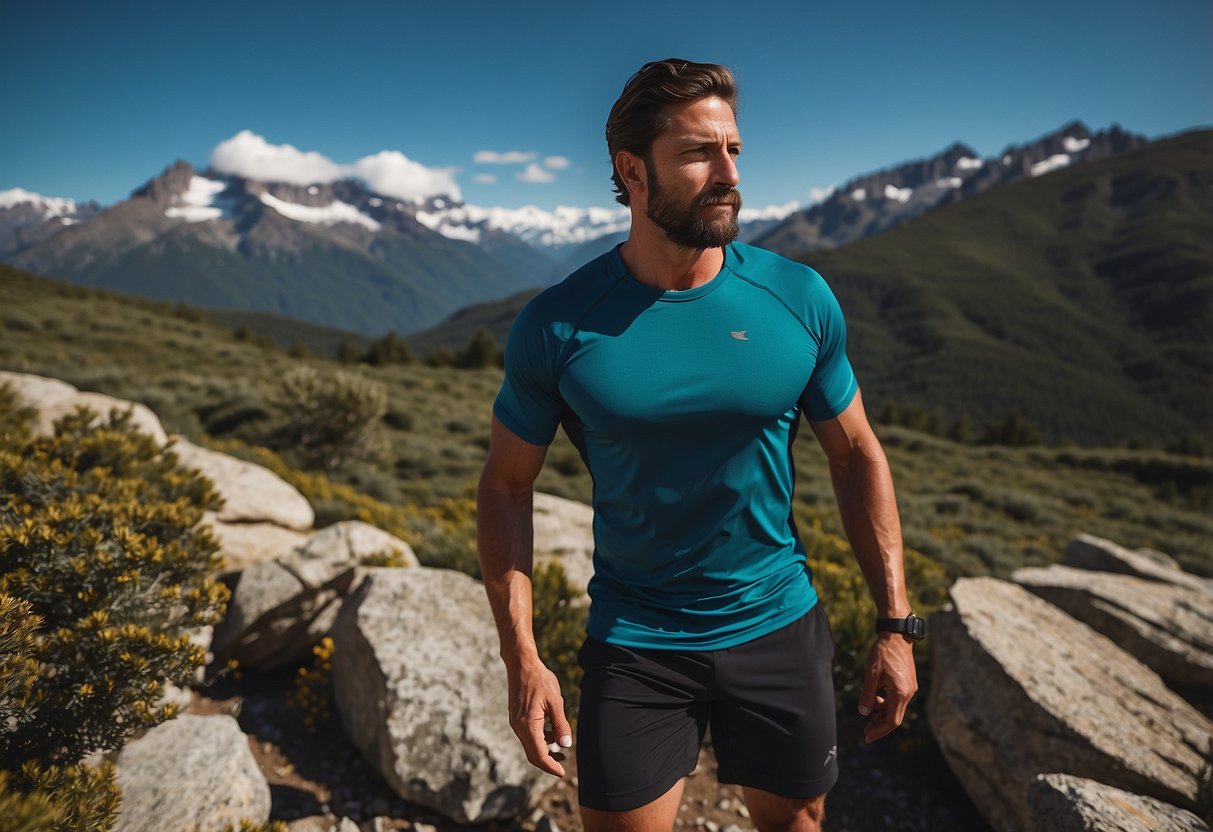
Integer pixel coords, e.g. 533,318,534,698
809,389,918,744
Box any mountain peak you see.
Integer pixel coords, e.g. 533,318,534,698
132,160,199,204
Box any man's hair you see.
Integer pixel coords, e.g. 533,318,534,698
606,58,738,206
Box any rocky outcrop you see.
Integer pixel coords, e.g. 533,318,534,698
203,511,311,573
113,714,270,832
532,492,594,600
330,567,550,824
0,370,167,444
1027,773,1210,832
927,577,1212,832
1014,564,1213,689
211,521,416,670
1065,533,1213,595
171,435,314,530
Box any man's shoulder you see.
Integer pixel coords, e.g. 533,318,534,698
728,243,833,304
517,247,619,327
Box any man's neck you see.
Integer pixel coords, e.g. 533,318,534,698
619,225,726,292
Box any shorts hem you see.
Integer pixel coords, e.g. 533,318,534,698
716,762,839,799
577,761,698,813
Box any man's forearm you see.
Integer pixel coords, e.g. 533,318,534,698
477,479,542,667
828,435,911,618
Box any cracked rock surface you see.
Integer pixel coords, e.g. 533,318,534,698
927,577,1212,832
331,567,550,824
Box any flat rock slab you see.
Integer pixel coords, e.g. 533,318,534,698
1028,773,1211,832
0,370,168,444
172,435,314,530
1065,534,1213,595
114,713,270,832
331,567,551,824
1014,564,1213,689
533,492,593,601
927,577,1212,832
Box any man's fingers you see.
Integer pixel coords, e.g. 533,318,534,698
514,715,566,777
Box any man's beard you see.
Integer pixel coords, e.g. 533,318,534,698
646,165,742,250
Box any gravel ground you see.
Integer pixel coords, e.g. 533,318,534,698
191,668,991,832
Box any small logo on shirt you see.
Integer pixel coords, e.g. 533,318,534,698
823,745,837,766
730,330,750,341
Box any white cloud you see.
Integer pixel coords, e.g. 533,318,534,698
209,130,460,203
516,163,556,184
474,150,537,164
211,130,343,185
473,173,498,185
351,150,461,203
543,155,571,170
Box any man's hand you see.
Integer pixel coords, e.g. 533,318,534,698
508,657,573,777
857,633,918,743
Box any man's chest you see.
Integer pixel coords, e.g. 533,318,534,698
557,296,821,433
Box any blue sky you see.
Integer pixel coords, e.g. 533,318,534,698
1,0,1209,212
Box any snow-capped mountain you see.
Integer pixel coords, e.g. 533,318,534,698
753,121,1148,256
5,161,557,335
0,189,101,258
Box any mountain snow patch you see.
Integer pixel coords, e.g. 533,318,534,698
417,203,631,247
739,201,799,222
1030,154,1071,177
0,188,78,218
850,188,867,201
259,192,381,231
883,184,913,203
955,157,983,171
1063,136,1091,153
166,176,230,222
936,177,963,189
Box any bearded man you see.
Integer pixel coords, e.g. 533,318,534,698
478,58,922,832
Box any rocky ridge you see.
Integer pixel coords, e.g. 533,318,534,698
753,121,1148,256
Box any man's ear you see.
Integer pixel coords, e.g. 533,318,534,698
615,150,647,205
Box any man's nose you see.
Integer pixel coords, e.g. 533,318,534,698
712,149,740,188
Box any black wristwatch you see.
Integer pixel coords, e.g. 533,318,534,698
876,613,926,642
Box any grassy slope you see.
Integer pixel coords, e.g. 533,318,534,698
2,265,1209,580
805,130,1213,445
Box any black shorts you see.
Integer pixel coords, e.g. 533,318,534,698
576,602,838,812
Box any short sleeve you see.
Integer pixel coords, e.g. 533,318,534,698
800,273,858,422
493,301,565,445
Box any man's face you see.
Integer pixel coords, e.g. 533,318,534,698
643,95,743,249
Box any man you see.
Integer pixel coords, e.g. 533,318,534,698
478,58,920,832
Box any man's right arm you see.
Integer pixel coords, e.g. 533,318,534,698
477,414,572,777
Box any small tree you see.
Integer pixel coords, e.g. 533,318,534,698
453,328,503,370
273,366,388,473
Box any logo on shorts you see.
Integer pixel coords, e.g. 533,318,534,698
823,745,837,766
730,330,750,341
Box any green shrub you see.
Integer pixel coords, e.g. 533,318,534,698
453,328,503,370
271,366,387,473
0,402,229,829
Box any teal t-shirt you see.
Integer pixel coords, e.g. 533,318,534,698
494,242,858,650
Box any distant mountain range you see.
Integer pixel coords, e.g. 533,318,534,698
0,120,1155,339
1,163,556,335
409,129,1213,446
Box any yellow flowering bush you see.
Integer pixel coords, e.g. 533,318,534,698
0,387,229,830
